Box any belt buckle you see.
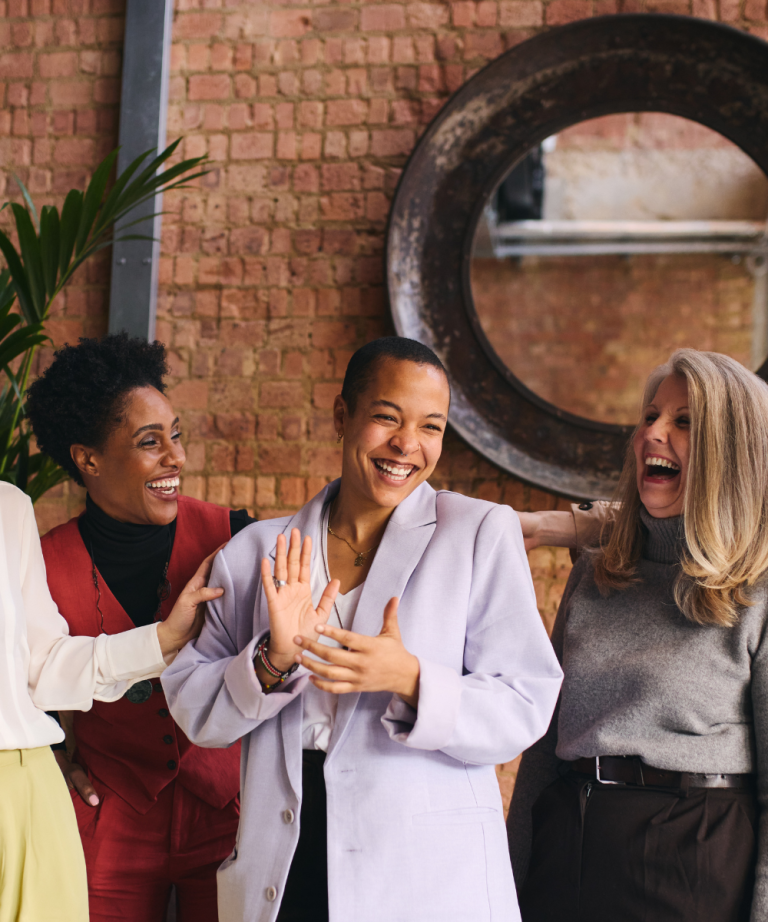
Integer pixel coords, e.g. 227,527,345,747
595,756,624,785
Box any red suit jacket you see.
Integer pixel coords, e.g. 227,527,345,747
42,496,241,815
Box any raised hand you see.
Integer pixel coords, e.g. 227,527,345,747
157,546,225,656
294,597,420,708
260,528,340,675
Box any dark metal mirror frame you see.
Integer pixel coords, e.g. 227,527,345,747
386,14,768,499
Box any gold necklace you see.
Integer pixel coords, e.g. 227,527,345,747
327,516,379,567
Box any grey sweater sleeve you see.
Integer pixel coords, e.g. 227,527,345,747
749,587,768,922
506,557,585,887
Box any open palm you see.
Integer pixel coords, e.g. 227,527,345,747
260,528,339,667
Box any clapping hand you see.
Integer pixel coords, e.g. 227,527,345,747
294,597,421,709
258,528,340,681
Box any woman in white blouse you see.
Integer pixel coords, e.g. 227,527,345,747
0,482,221,922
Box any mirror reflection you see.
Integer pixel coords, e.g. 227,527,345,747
471,113,768,426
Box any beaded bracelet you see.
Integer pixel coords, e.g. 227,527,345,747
255,632,299,692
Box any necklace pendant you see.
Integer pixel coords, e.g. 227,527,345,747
354,553,365,567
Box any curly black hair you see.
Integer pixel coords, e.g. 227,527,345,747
26,333,169,486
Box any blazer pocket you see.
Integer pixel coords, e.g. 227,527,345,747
412,806,499,826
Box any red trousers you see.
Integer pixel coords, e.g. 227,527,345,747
70,775,239,922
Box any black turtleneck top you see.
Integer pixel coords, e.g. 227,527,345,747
78,494,256,628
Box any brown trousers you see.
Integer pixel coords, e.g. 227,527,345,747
520,773,757,922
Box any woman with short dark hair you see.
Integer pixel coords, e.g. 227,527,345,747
27,333,252,922
164,336,563,922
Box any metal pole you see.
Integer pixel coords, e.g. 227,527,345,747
108,0,173,341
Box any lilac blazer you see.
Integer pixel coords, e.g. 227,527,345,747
162,481,562,922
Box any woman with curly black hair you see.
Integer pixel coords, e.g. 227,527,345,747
26,333,254,922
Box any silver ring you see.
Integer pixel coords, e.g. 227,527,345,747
273,578,287,588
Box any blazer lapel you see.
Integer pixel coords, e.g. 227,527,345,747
325,482,437,761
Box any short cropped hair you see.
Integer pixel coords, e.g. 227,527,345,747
26,333,168,486
341,337,448,414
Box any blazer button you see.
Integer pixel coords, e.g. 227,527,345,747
158,708,169,718
578,502,593,511
265,887,278,902
163,735,174,745
282,809,295,824
167,760,177,770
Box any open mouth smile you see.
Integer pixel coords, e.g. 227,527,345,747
372,459,417,483
145,476,180,497
644,455,680,483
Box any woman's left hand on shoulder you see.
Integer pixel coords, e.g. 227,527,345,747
295,598,421,709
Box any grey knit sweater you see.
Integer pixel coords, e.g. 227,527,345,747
507,508,768,921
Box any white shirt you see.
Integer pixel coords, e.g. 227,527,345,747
301,503,364,751
0,482,169,750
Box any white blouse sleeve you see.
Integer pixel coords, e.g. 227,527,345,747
20,491,168,710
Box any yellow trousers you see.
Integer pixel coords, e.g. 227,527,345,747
0,746,88,922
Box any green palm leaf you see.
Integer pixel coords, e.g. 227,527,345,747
0,138,206,502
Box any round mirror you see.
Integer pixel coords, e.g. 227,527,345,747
470,113,768,426
387,15,768,498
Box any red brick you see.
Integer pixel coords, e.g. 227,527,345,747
463,32,504,58
259,444,301,474
321,163,361,191
326,98,368,127
230,227,269,255
361,5,407,30
320,193,366,221
499,0,544,25
307,446,342,477
545,0,592,21
280,477,306,505
270,10,311,38
408,2,451,27
370,129,415,157
168,380,209,410
54,137,94,165
0,53,33,78
231,476,254,508
314,8,358,31
451,1,474,24
189,74,231,101
236,446,255,471
260,381,304,408
231,131,273,159
312,321,357,348
174,13,223,40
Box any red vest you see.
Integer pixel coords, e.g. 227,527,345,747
42,496,241,815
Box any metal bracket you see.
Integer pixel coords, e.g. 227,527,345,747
108,0,174,341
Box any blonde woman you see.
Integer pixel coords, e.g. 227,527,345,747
508,349,768,922
0,482,221,922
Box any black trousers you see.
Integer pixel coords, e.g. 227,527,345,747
521,772,758,922
276,750,329,922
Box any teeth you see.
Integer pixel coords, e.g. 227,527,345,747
375,460,413,480
645,457,679,471
146,477,180,490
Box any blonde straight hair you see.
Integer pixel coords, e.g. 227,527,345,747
592,348,768,627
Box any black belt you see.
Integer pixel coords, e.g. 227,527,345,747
570,756,753,790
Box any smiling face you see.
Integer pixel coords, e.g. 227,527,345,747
633,373,690,518
333,358,450,512
71,385,185,525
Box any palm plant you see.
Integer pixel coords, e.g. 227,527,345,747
0,140,206,502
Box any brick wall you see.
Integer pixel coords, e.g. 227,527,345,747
0,0,124,530
4,5,768,755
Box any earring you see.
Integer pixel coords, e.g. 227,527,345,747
336,431,343,443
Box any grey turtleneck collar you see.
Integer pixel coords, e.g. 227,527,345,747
639,506,684,565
